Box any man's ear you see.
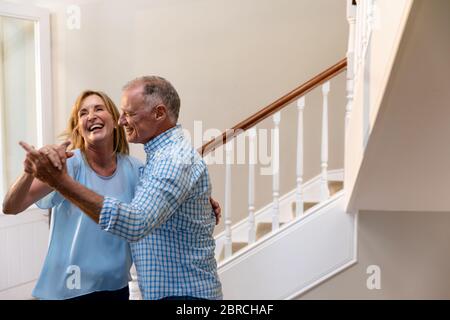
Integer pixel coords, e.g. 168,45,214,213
154,105,167,121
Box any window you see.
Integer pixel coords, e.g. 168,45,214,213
0,2,52,199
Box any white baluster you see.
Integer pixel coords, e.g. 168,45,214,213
364,0,374,53
248,128,257,244
361,0,368,56
321,82,330,201
346,0,357,135
296,97,305,217
224,140,233,258
356,0,363,72
365,0,374,57
272,112,281,231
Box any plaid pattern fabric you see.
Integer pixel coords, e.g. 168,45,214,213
99,125,222,300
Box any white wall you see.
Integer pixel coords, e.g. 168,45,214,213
298,210,450,299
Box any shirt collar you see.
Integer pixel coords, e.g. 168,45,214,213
143,124,183,155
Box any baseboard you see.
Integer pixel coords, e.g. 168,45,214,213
0,280,36,300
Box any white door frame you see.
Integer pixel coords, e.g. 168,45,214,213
0,2,53,200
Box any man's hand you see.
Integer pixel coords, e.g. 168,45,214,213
19,141,72,188
210,197,221,225
23,156,34,175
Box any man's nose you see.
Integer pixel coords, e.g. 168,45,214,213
118,113,126,126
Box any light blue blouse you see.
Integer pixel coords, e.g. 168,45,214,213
33,149,142,300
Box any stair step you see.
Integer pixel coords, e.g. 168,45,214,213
218,242,248,262
291,201,319,217
256,222,274,241
329,180,343,196
255,220,288,241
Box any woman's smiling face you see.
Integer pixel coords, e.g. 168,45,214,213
77,94,115,147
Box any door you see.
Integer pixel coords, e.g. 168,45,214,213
0,2,52,299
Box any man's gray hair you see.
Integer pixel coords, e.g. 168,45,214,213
123,76,181,122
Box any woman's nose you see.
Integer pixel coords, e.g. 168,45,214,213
87,110,97,120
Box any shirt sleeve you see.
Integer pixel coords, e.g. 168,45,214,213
99,154,203,242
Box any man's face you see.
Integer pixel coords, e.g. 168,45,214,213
118,86,158,144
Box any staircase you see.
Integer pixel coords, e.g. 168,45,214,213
201,53,352,298
210,0,445,299
200,0,384,299
211,170,357,299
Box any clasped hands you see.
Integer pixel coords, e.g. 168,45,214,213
19,141,73,188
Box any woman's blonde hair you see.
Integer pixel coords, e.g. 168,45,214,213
62,90,129,155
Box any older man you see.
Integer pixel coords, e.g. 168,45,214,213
23,76,222,300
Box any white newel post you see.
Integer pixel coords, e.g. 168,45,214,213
361,0,367,63
358,0,374,150
247,128,257,244
346,0,356,136
296,97,305,217
363,0,374,59
224,140,233,258
320,82,330,201
272,112,281,231
355,0,363,71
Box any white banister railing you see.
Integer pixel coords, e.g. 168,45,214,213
346,0,357,136
353,0,375,149
248,127,257,244
209,2,371,262
355,0,363,69
320,82,331,201
296,97,305,217
272,112,281,231
354,0,374,81
207,59,347,261
224,140,233,258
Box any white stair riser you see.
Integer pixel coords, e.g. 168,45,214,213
215,170,343,257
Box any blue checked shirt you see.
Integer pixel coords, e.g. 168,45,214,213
99,125,222,300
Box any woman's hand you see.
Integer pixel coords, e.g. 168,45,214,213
210,197,222,225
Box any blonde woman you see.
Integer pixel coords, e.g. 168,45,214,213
3,90,141,300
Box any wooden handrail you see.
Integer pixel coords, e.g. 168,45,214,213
199,58,347,156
